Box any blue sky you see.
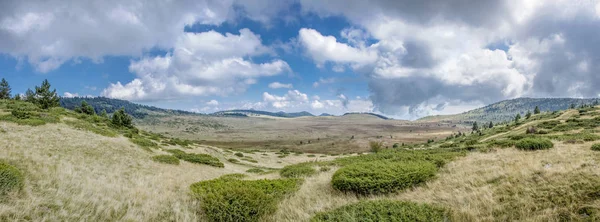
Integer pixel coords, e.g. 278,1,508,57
1,0,600,119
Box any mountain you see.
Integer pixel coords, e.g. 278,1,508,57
211,109,315,118
60,97,198,118
419,97,600,123
319,113,334,117
342,112,390,120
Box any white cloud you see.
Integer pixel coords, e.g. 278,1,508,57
206,100,219,106
63,92,79,98
312,77,337,88
298,28,378,68
268,82,293,89
102,29,290,101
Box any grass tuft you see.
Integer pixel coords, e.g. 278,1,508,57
0,161,24,196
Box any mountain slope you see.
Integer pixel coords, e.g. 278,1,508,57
419,97,600,123
60,97,198,118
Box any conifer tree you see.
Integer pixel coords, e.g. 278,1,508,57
34,79,60,109
534,106,540,114
0,78,11,99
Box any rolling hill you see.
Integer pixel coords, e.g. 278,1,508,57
419,97,600,123
60,97,198,119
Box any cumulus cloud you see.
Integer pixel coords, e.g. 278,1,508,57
206,100,219,106
268,82,293,89
63,92,79,98
102,29,290,101
297,0,600,118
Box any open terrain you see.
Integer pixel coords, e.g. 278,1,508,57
3,98,600,221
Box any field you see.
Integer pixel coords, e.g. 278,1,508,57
3,99,600,221
137,114,460,154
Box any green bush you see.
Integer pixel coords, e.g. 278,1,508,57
369,141,383,153
515,138,554,151
129,137,158,149
486,139,515,148
280,163,317,178
190,176,301,222
228,158,240,163
311,200,447,222
591,144,600,151
170,151,224,168
332,161,437,195
0,161,24,196
234,152,244,157
151,155,179,165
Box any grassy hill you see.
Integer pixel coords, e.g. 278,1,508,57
419,97,600,123
4,97,600,221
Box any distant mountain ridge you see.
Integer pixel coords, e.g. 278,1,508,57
343,112,390,120
419,97,600,123
212,109,315,118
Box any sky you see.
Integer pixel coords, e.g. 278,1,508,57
1,0,600,119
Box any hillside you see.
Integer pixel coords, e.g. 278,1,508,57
342,112,390,120
60,97,198,119
3,98,600,221
419,97,600,123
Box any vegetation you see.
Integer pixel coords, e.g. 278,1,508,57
0,78,11,99
60,96,197,119
167,149,224,167
311,200,448,222
280,163,317,178
190,176,301,222
515,138,554,151
246,168,265,174
32,79,60,109
112,108,133,128
369,141,383,153
151,155,180,165
591,143,600,151
332,161,437,195
0,161,24,196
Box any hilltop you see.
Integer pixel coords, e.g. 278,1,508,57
60,97,198,119
419,97,600,123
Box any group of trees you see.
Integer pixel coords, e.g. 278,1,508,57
1,78,60,109
1,78,133,128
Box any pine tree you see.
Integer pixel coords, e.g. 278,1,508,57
100,109,108,118
534,106,540,114
34,79,60,109
78,101,95,115
526,111,532,119
112,108,133,128
0,78,11,99
515,114,521,123
488,121,494,128
570,103,576,109
25,89,35,102
13,94,21,101
472,121,479,131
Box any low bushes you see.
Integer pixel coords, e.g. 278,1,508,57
280,163,317,178
0,161,24,196
167,149,224,167
151,155,179,165
515,138,554,151
190,176,301,222
129,136,158,150
592,144,600,151
331,161,437,195
311,200,448,222
246,168,265,174
234,152,244,157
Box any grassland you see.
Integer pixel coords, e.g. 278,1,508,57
3,98,600,221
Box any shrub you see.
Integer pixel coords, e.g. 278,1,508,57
246,168,265,174
307,154,316,157
190,177,301,222
171,151,224,168
280,163,317,178
129,137,158,149
151,155,179,165
111,108,133,128
592,144,600,151
234,152,244,157
369,141,383,153
515,138,554,151
0,161,24,196
464,139,478,146
228,158,240,163
393,143,400,148
332,161,437,195
311,200,447,222
319,166,331,172
486,140,515,148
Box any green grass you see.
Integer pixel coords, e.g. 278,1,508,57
0,161,24,196
64,119,118,137
591,144,600,151
311,200,448,222
515,138,554,151
129,136,158,151
280,162,317,178
331,161,437,195
190,176,302,222
151,155,179,165
228,158,240,163
166,149,224,167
